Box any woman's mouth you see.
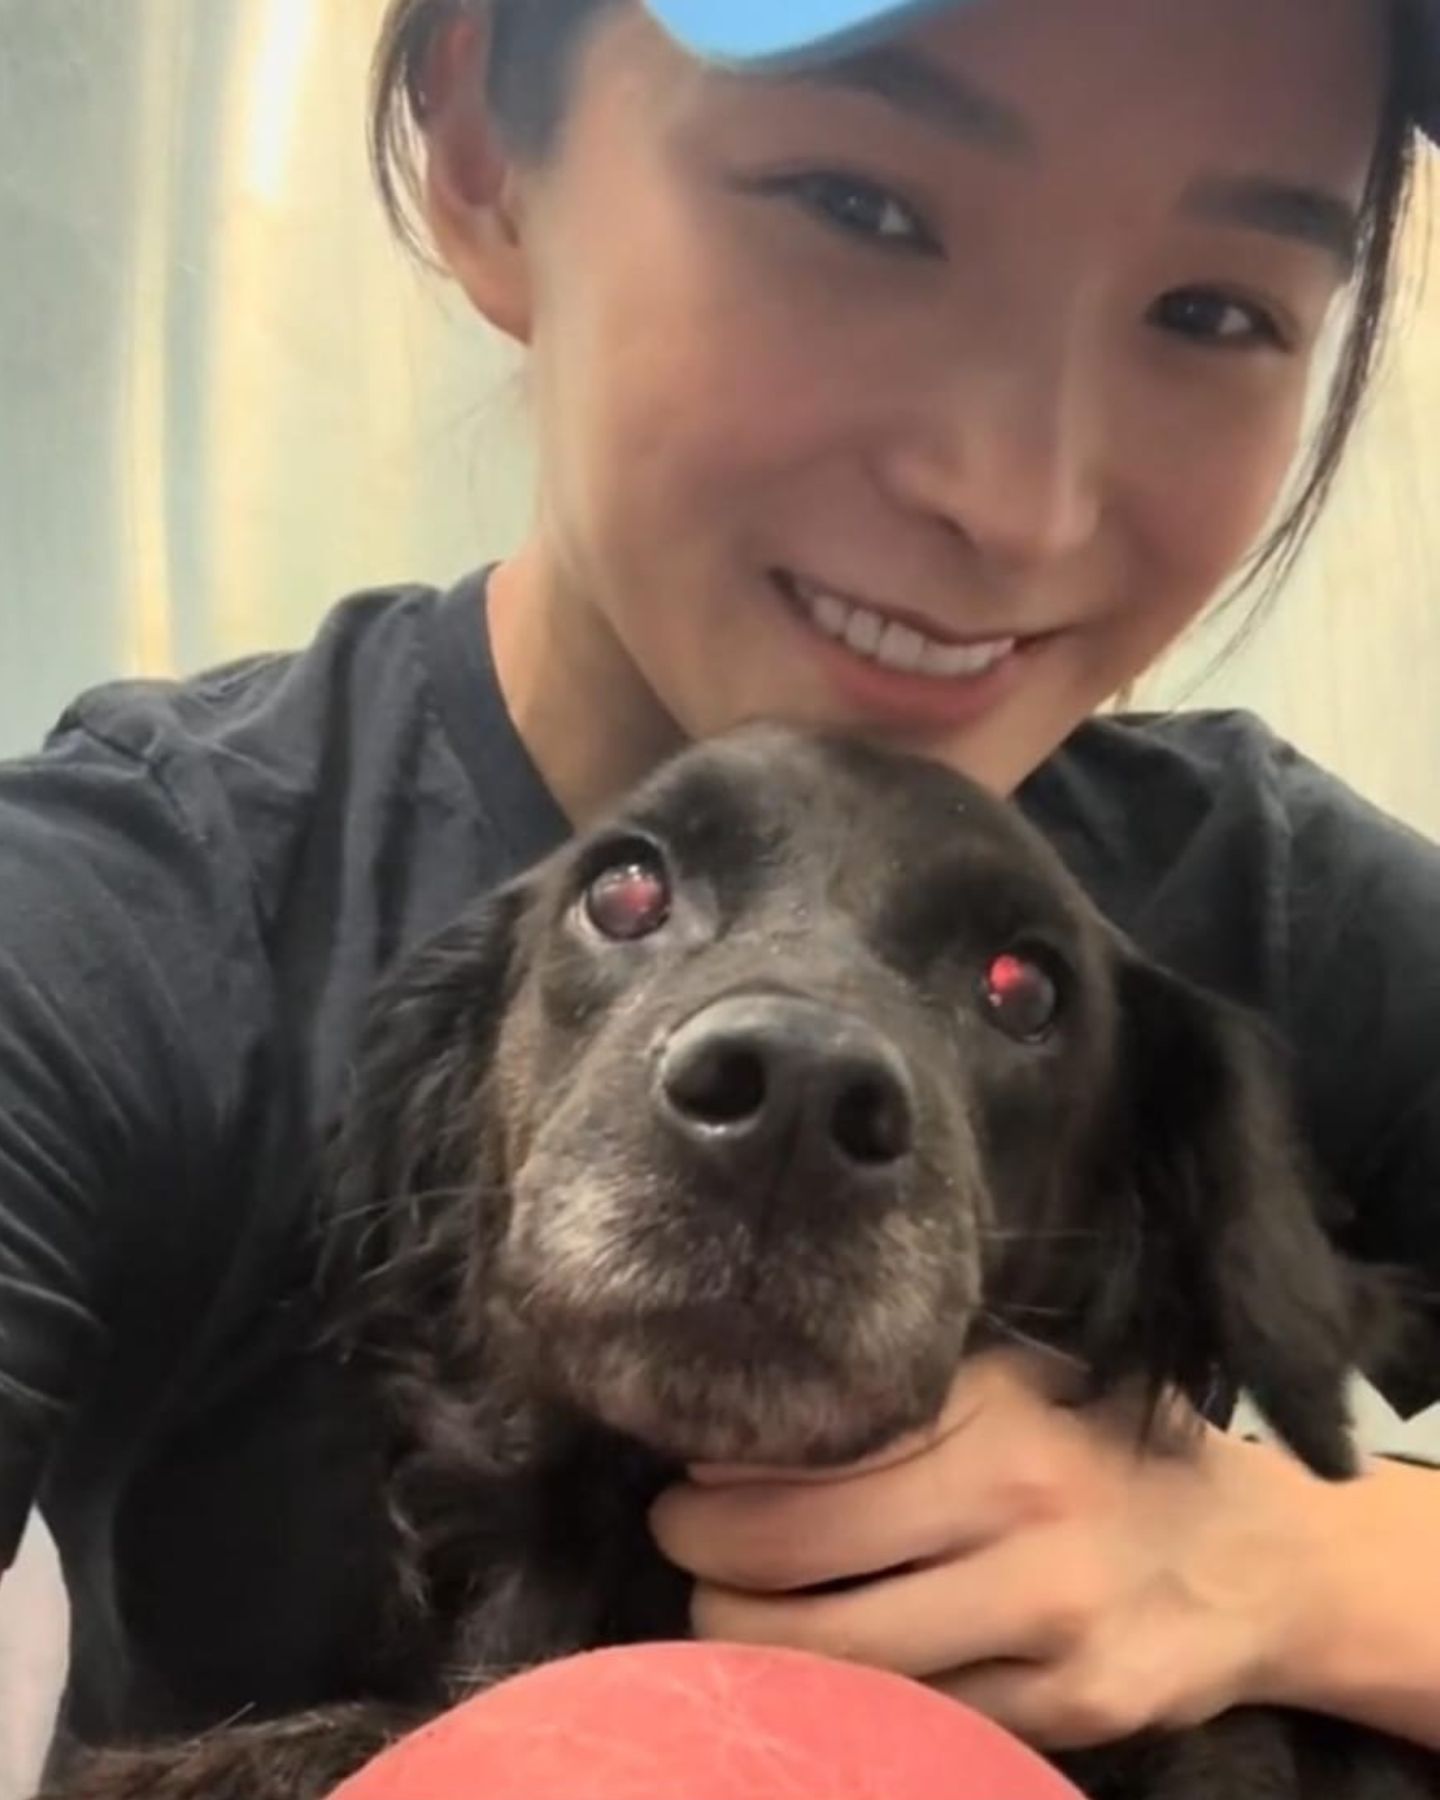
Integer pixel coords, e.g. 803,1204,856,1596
774,570,1017,680
769,567,1044,731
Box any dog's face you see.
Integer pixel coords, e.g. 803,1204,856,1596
334,726,1364,1477
483,728,1127,1466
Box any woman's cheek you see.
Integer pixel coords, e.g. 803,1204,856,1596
1133,368,1314,585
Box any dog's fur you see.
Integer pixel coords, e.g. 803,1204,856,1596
39,726,1439,1799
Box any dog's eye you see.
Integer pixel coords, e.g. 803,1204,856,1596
980,952,1059,1043
583,855,672,942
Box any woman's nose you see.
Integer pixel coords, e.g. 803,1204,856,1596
879,340,1105,575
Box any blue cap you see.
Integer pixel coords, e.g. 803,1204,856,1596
645,0,1440,143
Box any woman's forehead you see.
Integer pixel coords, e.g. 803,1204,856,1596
613,0,1388,206
643,0,1438,146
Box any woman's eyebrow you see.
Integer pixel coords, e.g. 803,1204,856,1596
1179,175,1361,271
758,50,1361,273
772,44,1033,159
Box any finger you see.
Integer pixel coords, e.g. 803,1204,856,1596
690,1526,1096,1679
933,1657,1150,1751
684,1343,1090,1496
654,1346,1116,1593
684,1366,999,1492
650,1438,988,1593
952,1342,1196,1444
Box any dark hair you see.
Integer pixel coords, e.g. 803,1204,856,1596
370,0,1423,615
371,0,617,258
1228,6,1421,637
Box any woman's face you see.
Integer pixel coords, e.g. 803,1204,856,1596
441,0,1384,794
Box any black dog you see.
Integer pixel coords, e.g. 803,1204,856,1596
41,725,1439,1799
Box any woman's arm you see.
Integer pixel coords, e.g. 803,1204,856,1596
0,725,256,1581
1257,1449,1440,1749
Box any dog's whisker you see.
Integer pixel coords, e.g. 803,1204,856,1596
976,1224,1110,1245
440,1659,533,1701
975,1309,1088,1371
977,1297,1075,1320
326,1186,471,1230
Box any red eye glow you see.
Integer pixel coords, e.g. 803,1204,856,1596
584,860,671,941
981,952,1059,1042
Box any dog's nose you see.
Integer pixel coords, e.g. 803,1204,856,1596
655,995,915,1177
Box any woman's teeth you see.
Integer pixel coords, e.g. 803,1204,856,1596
788,578,1016,679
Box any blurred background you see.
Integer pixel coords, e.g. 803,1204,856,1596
0,4,1437,1795
0,0,535,757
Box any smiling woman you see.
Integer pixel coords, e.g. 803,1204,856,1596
2,0,1440,1790
371,0,1421,802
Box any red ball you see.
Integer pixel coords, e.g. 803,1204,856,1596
331,1640,1083,1799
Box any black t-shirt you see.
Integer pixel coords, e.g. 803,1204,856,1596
2,568,1438,1744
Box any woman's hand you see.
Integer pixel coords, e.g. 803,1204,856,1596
649,1346,1331,1750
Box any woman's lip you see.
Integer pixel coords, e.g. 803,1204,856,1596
777,568,1031,651
771,572,1046,730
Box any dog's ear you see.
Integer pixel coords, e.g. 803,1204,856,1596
1092,953,1362,1479
316,878,535,1310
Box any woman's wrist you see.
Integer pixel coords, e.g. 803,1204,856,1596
1250,1447,1440,1749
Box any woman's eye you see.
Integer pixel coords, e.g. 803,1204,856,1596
1150,287,1287,351
759,171,939,255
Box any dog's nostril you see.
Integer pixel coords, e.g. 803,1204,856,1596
667,1046,768,1125
658,1001,916,1175
832,1076,912,1166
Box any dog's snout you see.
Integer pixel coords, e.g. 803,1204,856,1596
655,995,915,1179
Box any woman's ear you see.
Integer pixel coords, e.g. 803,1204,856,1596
418,14,535,342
